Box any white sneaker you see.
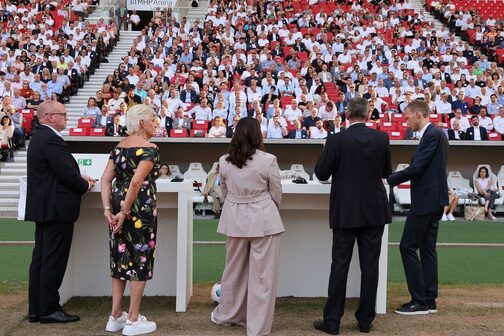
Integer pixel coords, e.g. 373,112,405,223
210,310,219,325
446,213,456,221
122,315,157,336
106,312,128,332
441,213,447,222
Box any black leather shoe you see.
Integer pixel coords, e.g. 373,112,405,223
28,314,39,323
314,320,339,335
40,310,80,324
358,323,372,333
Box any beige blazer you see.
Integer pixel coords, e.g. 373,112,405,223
217,150,284,238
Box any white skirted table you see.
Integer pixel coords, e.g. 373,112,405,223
59,180,194,312
277,182,389,314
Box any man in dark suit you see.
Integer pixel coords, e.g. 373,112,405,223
313,97,392,334
25,101,94,323
180,83,200,104
387,100,448,315
105,114,127,136
287,120,308,138
447,119,466,140
465,115,489,140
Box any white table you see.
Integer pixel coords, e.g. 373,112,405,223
59,180,194,312
277,181,389,314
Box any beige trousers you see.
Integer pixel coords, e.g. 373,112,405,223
212,234,282,336
209,187,222,212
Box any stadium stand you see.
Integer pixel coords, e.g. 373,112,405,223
0,0,119,159
56,0,504,141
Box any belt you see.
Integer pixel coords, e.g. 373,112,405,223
226,193,271,204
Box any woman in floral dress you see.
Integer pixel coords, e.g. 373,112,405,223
101,104,160,336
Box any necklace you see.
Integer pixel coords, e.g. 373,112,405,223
134,132,148,140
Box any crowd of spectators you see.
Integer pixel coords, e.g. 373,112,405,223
74,0,504,141
0,0,119,159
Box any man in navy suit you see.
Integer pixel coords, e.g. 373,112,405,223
387,100,448,315
465,115,489,141
287,120,308,138
180,82,200,104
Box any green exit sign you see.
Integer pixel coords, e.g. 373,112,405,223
78,159,92,166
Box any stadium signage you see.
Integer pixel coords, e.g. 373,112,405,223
127,0,174,10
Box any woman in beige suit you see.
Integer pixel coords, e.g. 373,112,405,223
211,117,284,336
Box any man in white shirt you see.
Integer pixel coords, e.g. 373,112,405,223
492,107,504,134
189,98,212,121
464,79,481,99
310,120,328,139
284,100,303,121
435,93,452,115
266,115,287,139
478,108,494,132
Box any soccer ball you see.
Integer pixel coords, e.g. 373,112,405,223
211,281,221,304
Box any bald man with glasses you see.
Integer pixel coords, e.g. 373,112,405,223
25,101,95,324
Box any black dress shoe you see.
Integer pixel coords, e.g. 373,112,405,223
28,314,39,323
40,310,80,324
358,323,371,333
313,320,339,335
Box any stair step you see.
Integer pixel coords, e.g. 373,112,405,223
0,163,26,168
0,191,20,198
0,207,19,218
0,168,27,175
0,183,21,190
0,175,22,182
0,199,19,207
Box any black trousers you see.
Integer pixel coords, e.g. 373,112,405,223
400,209,442,305
323,226,385,329
29,220,74,316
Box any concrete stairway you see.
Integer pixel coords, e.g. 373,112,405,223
0,150,26,218
62,30,140,136
186,0,208,23
413,0,462,43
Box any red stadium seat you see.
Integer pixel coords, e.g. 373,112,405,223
22,113,33,134
286,120,297,131
190,129,207,137
192,120,209,131
387,131,405,140
429,114,441,123
488,132,502,141
380,122,396,132
78,118,95,129
379,113,389,122
69,128,89,136
89,128,106,136
170,129,188,137
397,122,409,131
390,113,406,122
365,121,377,129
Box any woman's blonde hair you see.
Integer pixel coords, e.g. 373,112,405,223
126,104,155,135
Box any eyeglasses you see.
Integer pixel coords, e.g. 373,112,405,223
46,113,67,117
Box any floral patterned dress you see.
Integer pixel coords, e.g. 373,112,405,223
109,146,160,281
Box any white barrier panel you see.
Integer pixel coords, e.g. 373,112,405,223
60,181,194,312
73,153,110,180
278,182,389,314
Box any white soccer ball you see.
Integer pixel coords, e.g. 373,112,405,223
211,281,221,304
